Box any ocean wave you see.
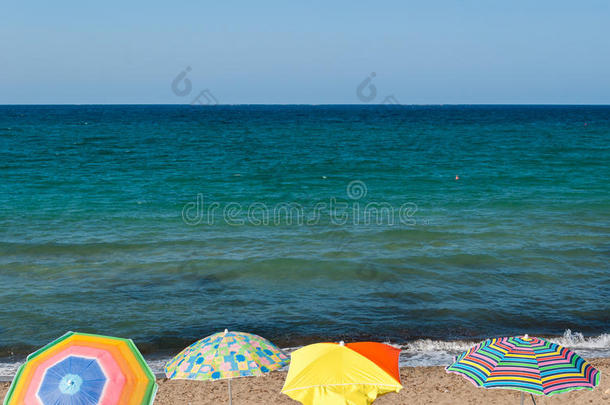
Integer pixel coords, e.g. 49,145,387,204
546,329,610,358
394,330,610,367
1,330,608,380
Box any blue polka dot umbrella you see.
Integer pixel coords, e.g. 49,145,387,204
164,330,289,404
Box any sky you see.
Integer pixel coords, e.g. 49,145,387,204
2,1,610,104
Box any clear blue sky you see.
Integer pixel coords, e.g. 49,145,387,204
2,1,609,104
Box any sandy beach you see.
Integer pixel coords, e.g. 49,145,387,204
2,358,607,404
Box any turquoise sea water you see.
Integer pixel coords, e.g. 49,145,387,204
0,105,609,360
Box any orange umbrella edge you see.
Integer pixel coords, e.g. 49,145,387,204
344,342,402,384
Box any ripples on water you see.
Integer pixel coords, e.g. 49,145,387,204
0,105,608,359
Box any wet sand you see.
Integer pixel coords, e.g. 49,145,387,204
2,358,607,404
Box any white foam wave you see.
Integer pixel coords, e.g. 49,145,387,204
546,329,610,359
394,330,610,367
394,339,476,367
0,362,21,381
1,330,608,380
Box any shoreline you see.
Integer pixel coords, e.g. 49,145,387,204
2,359,608,404
1,330,608,380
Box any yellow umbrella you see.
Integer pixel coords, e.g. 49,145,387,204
281,342,402,405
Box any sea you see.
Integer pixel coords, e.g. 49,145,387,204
0,105,609,377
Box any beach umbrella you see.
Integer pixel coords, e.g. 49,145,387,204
3,331,157,405
281,341,402,405
446,335,600,404
164,329,289,404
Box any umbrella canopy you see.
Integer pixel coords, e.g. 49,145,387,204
446,335,600,397
281,342,402,405
4,331,157,405
164,330,289,380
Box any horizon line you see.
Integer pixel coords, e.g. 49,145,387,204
2,103,610,106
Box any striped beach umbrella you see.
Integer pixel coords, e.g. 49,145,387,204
281,341,402,405
165,330,289,404
446,335,600,403
4,331,157,405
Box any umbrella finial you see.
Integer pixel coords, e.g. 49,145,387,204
339,341,345,346
524,334,529,339
224,329,229,335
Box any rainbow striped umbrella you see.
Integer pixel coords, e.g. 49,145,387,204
4,331,157,405
165,330,289,404
447,335,600,403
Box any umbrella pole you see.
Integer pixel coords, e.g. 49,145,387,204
520,392,524,405
228,378,232,405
